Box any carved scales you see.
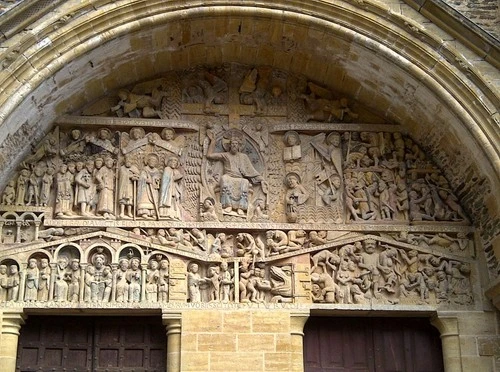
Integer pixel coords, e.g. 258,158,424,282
0,63,475,310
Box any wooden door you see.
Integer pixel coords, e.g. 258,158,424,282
304,317,443,372
16,316,166,372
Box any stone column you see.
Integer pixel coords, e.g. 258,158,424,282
0,221,4,243
431,313,463,372
162,310,182,372
15,222,22,243
140,263,147,301
0,309,26,372
33,221,41,241
290,310,310,372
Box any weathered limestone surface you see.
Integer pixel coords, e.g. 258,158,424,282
181,309,307,372
0,1,497,372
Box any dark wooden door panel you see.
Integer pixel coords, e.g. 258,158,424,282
304,317,443,372
16,317,93,372
17,316,166,372
304,317,374,371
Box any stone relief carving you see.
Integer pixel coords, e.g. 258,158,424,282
204,128,268,220
0,228,474,308
301,82,358,123
309,237,473,306
0,128,468,227
0,64,477,312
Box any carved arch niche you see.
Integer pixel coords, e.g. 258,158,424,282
0,63,476,313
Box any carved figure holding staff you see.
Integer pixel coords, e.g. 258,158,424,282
55,164,74,217
137,154,161,219
95,156,116,219
159,156,184,220
118,156,139,219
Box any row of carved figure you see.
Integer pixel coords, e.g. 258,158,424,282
81,66,359,122
1,254,171,303
122,228,345,259
281,129,468,223
0,255,290,304
1,124,468,224
310,239,473,306
0,238,473,306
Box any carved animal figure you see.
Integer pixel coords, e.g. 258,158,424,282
270,266,293,303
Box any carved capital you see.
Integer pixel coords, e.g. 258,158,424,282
290,310,310,337
162,310,182,335
1,310,26,336
431,312,459,337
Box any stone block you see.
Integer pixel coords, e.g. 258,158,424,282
478,336,500,356
182,333,198,352
210,352,264,371
462,356,494,372
252,311,290,333
181,351,210,371
198,333,237,352
237,333,275,352
275,333,293,352
223,312,251,333
460,336,479,356
182,310,223,333
459,312,497,336
264,352,292,371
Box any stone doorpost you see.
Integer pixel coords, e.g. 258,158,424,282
0,309,26,372
431,312,463,372
290,310,310,372
162,310,182,372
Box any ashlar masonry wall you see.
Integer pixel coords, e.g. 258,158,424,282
180,309,307,372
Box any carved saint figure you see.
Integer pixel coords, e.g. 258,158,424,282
283,131,301,162
0,265,8,301
88,253,111,302
206,130,266,216
285,172,309,222
86,128,117,154
146,260,159,302
187,263,203,303
159,156,183,220
67,259,80,302
24,258,39,301
95,156,116,219
37,258,50,301
26,168,41,206
158,259,169,302
204,266,220,302
54,256,69,302
219,261,232,302
200,197,218,221
74,161,93,216
16,169,30,206
60,129,86,157
127,257,142,302
55,164,73,217
115,258,129,302
39,167,54,207
6,265,20,301
84,265,96,302
137,154,161,219
118,157,139,219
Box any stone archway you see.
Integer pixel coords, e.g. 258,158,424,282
0,2,498,372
